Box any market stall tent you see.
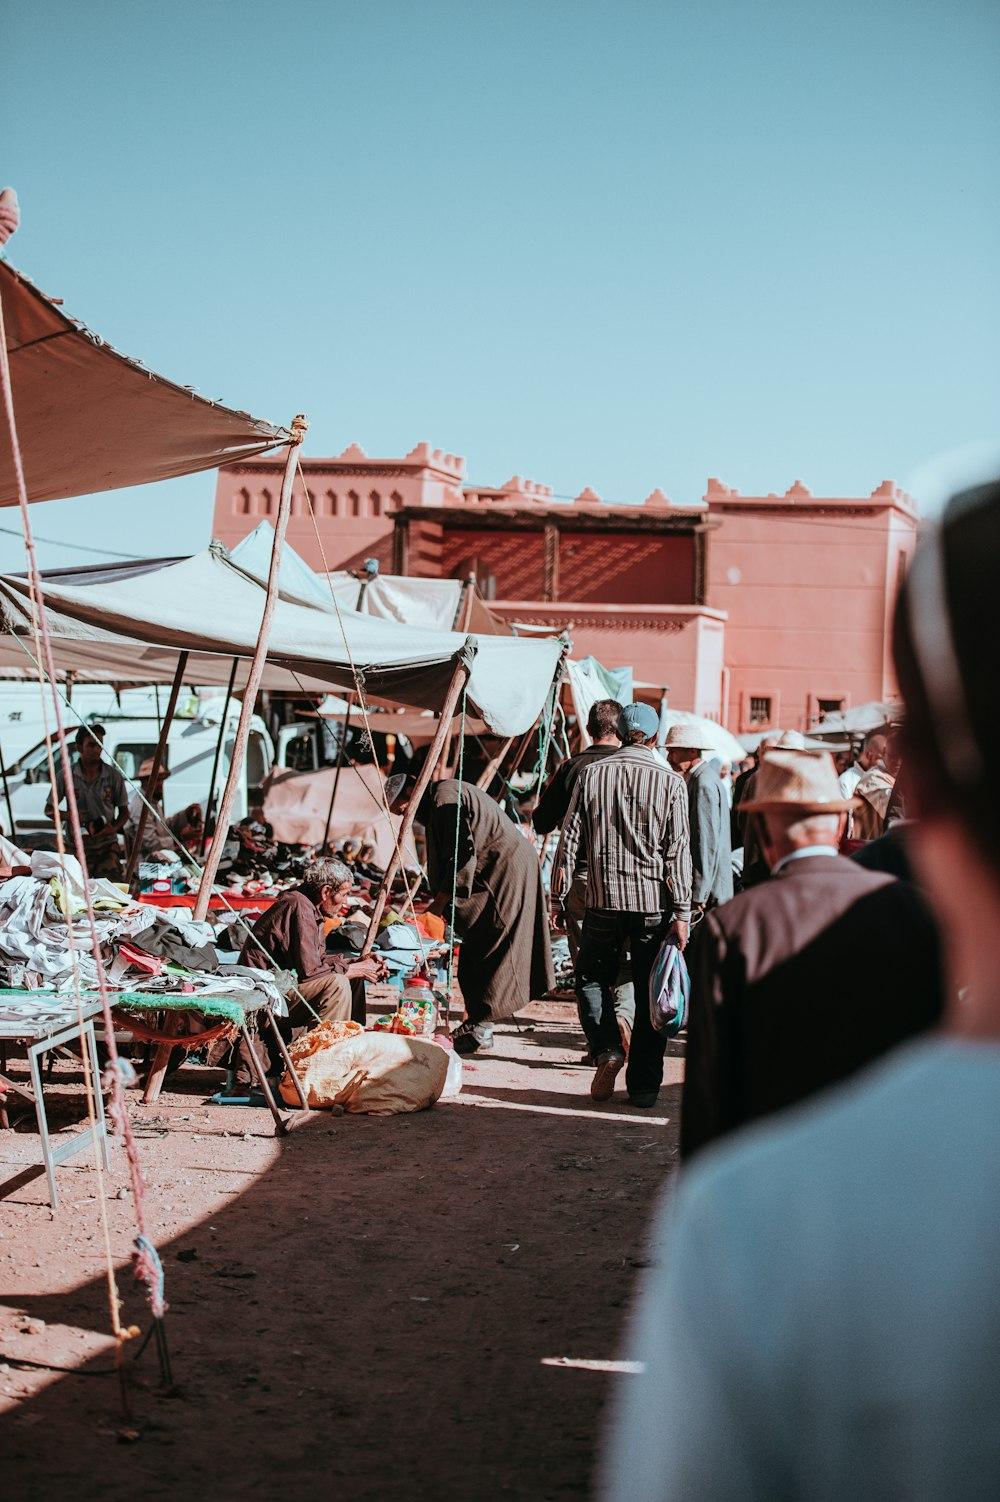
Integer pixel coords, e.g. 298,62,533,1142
0,261,289,506
0,547,565,737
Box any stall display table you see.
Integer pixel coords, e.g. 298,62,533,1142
0,991,110,1210
137,892,277,914
111,989,310,1133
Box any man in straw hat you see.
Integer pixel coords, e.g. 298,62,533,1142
663,721,734,915
680,746,943,1160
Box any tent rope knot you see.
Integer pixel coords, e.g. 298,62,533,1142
103,1055,139,1092
132,1234,168,1320
458,634,479,669
290,413,309,442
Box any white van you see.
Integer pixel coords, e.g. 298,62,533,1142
0,709,275,843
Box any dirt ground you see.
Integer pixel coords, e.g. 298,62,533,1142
0,1003,682,1501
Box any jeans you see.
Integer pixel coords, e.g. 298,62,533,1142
566,875,635,1035
577,909,669,1098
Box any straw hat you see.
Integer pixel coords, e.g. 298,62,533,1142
740,748,859,813
661,719,711,752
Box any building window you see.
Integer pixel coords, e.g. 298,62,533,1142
236,487,252,516
816,697,844,716
260,487,273,516
369,490,382,516
748,695,772,726
326,490,339,517
388,490,403,510
348,489,361,518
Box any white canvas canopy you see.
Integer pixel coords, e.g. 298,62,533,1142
229,522,334,610
0,547,564,736
327,572,463,630
0,261,289,506
325,567,513,636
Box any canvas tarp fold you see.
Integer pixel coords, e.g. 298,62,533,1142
0,548,564,736
0,260,289,506
326,570,514,636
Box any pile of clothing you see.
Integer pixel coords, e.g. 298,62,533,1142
0,848,288,1017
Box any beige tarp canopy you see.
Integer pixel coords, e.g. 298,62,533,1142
309,695,491,742
0,547,565,737
261,763,416,863
0,260,289,506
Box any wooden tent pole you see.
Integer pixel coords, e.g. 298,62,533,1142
360,655,470,957
440,576,475,777
0,735,15,841
321,691,355,852
193,417,308,922
123,651,189,885
475,735,514,791
199,656,239,857
506,724,537,782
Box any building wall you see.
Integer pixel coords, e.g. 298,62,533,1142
558,530,696,604
212,446,917,733
705,480,917,731
491,604,727,719
212,442,464,573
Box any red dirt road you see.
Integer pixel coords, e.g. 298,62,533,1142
1,1004,682,1500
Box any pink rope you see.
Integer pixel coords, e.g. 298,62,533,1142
0,285,166,1322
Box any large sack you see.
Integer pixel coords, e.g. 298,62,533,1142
280,1028,449,1114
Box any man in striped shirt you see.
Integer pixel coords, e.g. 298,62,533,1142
554,702,692,1108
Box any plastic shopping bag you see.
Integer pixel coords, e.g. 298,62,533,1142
649,938,690,1036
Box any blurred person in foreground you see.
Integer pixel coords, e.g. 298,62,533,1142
555,702,691,1107
604,480,1000,1501
681,746,943,1159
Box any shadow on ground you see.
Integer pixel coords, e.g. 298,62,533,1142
1,1018,679,1502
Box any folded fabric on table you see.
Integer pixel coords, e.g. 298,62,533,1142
116,909,220,971
0,873,119,989
111,991,254,1027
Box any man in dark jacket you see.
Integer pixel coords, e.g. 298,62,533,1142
681,748,943,1160
533,698,623,848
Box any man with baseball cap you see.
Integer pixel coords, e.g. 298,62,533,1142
680,746,943,1159
555,700,692,1108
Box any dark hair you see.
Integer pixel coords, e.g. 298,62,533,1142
893,480,1000,864
623,728,650,747
587,698,623,740
75,723,105,748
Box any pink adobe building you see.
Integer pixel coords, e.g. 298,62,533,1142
212,444,919,734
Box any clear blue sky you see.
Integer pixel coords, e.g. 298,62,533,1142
2,0,998,569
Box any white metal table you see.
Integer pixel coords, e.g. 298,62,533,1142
0,993,110,1210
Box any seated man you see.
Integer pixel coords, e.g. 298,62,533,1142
45,723,129,880
241,855,386,1069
